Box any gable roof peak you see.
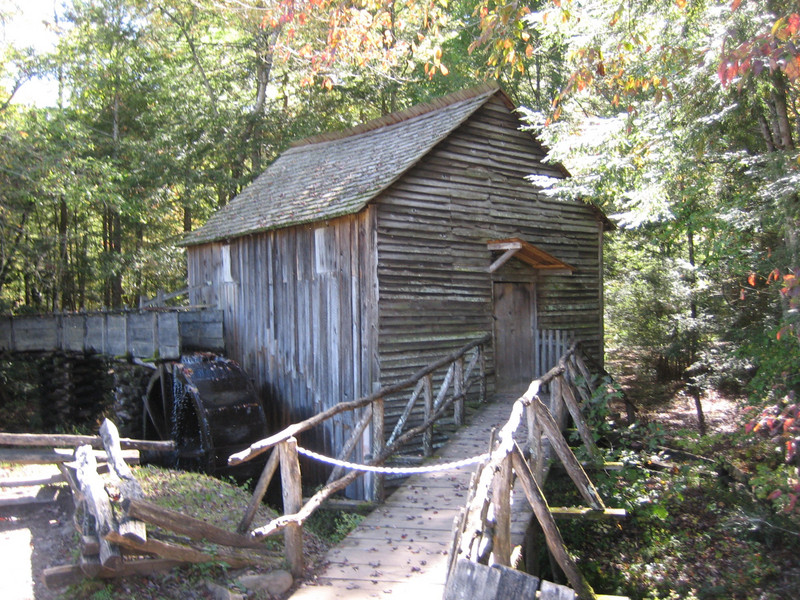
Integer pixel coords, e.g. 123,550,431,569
291,83,506,150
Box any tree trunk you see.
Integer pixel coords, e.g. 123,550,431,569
772,71,794,150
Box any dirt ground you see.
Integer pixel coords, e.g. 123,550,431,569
0,466,76,600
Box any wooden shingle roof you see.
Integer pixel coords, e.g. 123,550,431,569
181,84,508,246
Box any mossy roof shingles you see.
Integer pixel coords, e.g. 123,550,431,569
181,85,502,246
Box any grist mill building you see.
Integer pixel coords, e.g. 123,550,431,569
181,84,612,497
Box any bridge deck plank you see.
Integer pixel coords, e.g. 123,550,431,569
289,393,531,599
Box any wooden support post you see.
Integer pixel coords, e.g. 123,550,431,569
99,419,146,543
371,397,385,502
573,352,595,392
567,357,591,405
511,446,596,600
491,455,513,566
328,404,373,482
387,380,423,447
279,438,304,577
527,403,546,482
559,378,602,463
479,346,486,403
238,447,280,534
105,531,271,569
531,396,605,510
128,499,264,548
423,374,433,457
73,445,122,570
454,357,465,427
551,375,566,430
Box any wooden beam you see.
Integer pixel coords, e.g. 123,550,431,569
105,532,267,569
511,446,596,600
0,432,174,452
0,447,139,465
237,448,280,535
43,559,183,589
127,499,265,549
73,445,122,570
99,419,146,543
488,247,520,273
549,507,627,520
531,395,605,511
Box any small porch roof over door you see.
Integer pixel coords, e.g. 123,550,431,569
487,237,576,274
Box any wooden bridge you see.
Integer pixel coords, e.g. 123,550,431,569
229,338,631,600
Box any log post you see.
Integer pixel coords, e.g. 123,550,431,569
454,357,465,427
560,379,602,463
371,396,385,502
479,346,486,403
531,396,605,510
99,419,146,542
279,438,304,577
73,445,122,570
423,374,434,457
491,455,512,566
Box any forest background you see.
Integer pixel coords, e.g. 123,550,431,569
1,0,800,531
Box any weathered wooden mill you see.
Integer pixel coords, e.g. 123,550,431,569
181,83,612,498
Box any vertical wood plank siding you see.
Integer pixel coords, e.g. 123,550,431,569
374,97,603,428
186,210,379,495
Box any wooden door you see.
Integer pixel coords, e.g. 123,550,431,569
493,282,537,393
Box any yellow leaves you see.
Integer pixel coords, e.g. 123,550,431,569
676,0,687,9
525,44,533,58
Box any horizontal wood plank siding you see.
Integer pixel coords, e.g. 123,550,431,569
375,97,604,435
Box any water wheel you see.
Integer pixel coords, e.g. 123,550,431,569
142,353,268,475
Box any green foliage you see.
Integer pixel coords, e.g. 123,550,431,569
305,508,364,545
549,443,798,599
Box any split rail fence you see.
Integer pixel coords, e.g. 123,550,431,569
0,420,280,588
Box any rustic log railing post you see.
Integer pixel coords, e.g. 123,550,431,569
73,445,122,570
479,346,486,403
371,396,385,501
237,447,280,534
491,454,512,566
531,396,605,510
454,357,465,427
279,438,304,577
423,374,434,457
511,446,597,600
559,376,603,464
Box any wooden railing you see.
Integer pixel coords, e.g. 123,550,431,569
228,334,491,576
446,342,627,600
